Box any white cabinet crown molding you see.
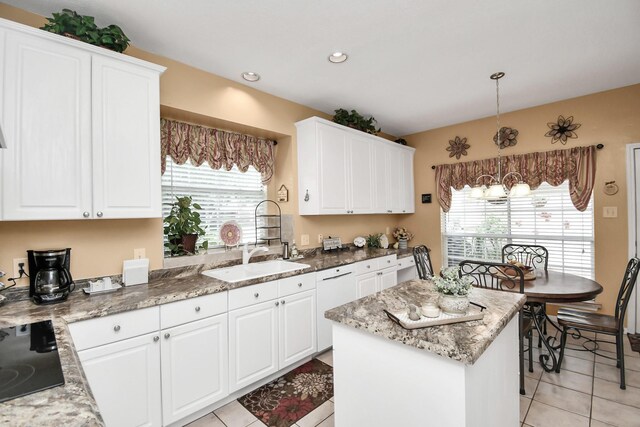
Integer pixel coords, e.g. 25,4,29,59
295,116,415,153
0,17,166,74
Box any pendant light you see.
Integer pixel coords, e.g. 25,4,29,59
470,72,530,201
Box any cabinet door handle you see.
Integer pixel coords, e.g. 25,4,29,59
367,265,371,269
83,211,90,218
153,336,159,342
96,211,103,218
195,306,201,312
387,260,391,264
164,333,170,339
281,300,286,304
113,325,121,332
298,283,303,287
275,301,280,306
254,292,259,298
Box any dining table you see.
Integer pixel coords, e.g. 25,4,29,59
520,270,603,372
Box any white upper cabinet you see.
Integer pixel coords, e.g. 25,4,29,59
0,18,165,221
1,30,93,220
92,56,161,219
296,117,415,215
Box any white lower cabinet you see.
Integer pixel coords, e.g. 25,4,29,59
228,279,317,393
356,265,398,298
160,314,228,425
228,299,279,393
78,332,162,427
279,290,316,367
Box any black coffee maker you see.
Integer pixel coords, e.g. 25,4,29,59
27,249,75,304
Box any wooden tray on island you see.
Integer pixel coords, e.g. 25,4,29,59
384,305,485,330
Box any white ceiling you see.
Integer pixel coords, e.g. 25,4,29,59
6,0,640,136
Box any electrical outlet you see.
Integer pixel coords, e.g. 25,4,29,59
301,234,309,246
385,227,390,235
134,248,146,259
318,234,323,244
603,207,618,218
13,258,28,284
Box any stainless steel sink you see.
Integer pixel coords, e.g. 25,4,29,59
202,260,310,283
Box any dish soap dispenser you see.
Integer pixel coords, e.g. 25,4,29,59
290,240,299,259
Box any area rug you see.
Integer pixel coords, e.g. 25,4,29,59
237,359,333,427
628,333,640,354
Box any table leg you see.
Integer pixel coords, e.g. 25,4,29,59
528,304,558,372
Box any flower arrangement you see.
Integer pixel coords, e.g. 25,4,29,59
432,267,473,296
392,227,414,241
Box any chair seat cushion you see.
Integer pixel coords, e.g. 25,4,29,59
557,308,618,334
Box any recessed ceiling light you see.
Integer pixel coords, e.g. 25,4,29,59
242,72,260,82
328,52,348,63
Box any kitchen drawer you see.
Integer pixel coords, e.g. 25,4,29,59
377,255,397,269
316,263,356,282
69,306,159,351
160,291,228,329
355,259,379,276
229,280,278,311
278,273,316,297
397,256,415,269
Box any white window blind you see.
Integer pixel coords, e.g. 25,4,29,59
162,157,266,250
441,181,594,279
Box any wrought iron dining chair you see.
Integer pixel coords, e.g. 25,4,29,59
459,260,534,395
413,245,435,280
556,257,640,389
502,244,549,348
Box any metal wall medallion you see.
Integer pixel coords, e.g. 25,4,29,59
545,115,581,144
493,127,518,148
446,136,470,159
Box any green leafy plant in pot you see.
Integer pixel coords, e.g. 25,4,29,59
164,196,208,256
40,9,130,53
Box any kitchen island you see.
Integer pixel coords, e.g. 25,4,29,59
325,279,526,427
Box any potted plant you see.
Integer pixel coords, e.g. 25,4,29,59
432,267,474,315
332,109,381,135
365,233,383,248
163,196,208,256
392,227,414,250
41,9,130,53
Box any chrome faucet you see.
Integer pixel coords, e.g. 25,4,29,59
242,244,269,264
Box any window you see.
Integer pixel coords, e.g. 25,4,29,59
441,181,594,278
162,157,267,250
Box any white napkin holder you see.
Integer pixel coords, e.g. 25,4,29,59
123,258,149,286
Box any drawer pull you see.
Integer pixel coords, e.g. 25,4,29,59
387,260,391,264
298,283,303,287
399,263,402,267
153,336,159,342
113,325,121,332
281,300,286,305
254,292,259,298
195,306,201,312
164,333,170,339
367,265,371,269
275,301,280,306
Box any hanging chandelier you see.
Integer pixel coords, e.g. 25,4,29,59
470,72,531,201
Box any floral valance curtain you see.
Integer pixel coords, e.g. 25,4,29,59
435,145,596,212
160,118,276,184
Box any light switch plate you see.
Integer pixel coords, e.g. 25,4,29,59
301,234,309,246
603,206,618,218
317,234,323,244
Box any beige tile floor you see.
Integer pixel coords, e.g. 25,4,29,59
189,331,640,427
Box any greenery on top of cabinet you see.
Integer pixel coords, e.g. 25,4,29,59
332,109,381,135
41,9,130,53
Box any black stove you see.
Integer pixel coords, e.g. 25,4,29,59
0,320,65,403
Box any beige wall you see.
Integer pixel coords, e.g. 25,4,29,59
402,84,640,315
0,4,403,284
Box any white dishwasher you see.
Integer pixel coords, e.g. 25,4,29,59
316,264,357,352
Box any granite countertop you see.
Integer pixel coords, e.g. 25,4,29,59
324,279,526,365
0,246,413,426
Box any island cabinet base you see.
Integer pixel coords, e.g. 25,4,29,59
332,316,520,427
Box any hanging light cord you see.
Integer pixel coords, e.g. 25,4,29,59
495,75,502,182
